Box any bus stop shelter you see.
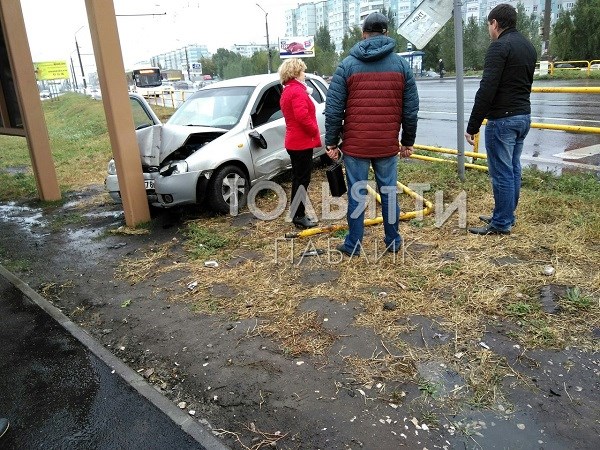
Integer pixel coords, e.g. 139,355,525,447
0,0,149,226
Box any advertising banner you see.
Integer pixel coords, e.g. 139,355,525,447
33,61,69,80
278,36,315,58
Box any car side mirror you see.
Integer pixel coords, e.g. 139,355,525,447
249,130,267,149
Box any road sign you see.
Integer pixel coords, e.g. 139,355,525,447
191,63,201,70
33,61,69,80
397,0,453,49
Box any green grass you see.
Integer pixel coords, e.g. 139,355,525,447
0,92,175,201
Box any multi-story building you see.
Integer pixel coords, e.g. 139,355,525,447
150,44,210,73
146,0,578,64
285,0,577,53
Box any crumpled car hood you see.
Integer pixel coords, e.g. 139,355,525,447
158,124,228,162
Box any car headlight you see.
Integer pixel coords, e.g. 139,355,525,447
107,159,117,175
159,161,189,176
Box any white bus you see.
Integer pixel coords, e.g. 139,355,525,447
126,66,162,97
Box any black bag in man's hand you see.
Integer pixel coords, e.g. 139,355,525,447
325,161,347,197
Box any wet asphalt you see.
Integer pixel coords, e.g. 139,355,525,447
0,266,228,450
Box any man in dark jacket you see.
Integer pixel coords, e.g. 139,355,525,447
325,12,419,256
465,3,536,235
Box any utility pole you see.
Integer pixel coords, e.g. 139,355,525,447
70,56,79,90
541,0,551,59
256,3,271,74
185,46,191,81
75,26,87,91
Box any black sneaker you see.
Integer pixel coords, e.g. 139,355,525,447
468,224,510,235
292,216,317,229
480,215,516,226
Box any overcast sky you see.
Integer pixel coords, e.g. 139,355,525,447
21,0,300,69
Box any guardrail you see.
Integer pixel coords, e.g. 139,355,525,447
413,86,600,169
546,59,600,75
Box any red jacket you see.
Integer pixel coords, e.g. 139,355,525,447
280,79,322,151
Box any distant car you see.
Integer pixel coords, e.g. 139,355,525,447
554,63,575,69
39,90,51,99
173,80,195,90
161,82,175,94
105,73,330,212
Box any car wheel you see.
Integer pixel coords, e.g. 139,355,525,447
207,165,249,214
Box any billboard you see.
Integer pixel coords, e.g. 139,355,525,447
34,61,69,80
278,36,315,59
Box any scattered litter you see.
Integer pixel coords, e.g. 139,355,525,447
517,424,526,430
300,249,325,257
187,281,198,290
378,291,388,297
575,386,583,392
119,346,125,351
143,368,154,378
389,403,398,409
108,242,127,249
178,402,187,409
120,299,131,308
296,361,304,366
421,424,429,431
203,362,209,367
350,416,357,422
410,417,421,429
479,341,490,350
454,352,464,359
189,410,196,416
542,265,555,276
204,260,219,268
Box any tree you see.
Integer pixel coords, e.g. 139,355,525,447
424,16,455,72
340,25,363,59
306,26,338,76
569,0,600,59
462,16,487,70
199,57,217,78
212,48,240,80
516,2,542,59
550,11,575,60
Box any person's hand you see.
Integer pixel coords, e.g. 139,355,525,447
465,132,475,146
326,146,340,161
399,145,413,158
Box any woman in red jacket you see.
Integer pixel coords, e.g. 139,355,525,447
278,58,322,229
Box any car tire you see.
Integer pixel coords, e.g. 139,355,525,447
207,165,249,214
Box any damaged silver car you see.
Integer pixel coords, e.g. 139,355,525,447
105,73,329,213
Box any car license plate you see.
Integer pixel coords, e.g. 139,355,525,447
144,180,155,190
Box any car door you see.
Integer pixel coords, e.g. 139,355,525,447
129,94,162,168
248,83,289,180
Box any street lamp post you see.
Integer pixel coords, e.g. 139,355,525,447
256,3,271,74
75,26,88,91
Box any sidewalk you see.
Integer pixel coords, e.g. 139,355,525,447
0,265,228,450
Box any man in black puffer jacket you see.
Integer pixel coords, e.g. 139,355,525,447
325,12,419,257
465,3,537,235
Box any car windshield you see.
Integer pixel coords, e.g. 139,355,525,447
168,86,254,129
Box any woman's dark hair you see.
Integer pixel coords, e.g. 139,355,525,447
488,3,517,29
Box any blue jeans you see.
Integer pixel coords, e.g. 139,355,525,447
341,155,400,254
485,114,531,230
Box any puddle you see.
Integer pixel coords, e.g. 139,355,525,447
0,203,48,231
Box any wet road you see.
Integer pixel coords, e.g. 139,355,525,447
0,269,226,450
416,78,600,172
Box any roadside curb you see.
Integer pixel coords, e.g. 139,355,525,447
0,264,229,450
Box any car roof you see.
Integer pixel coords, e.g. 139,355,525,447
199,72,324,91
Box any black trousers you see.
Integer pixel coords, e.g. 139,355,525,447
287,148,313,218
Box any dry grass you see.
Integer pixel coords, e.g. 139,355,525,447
115,161,600,407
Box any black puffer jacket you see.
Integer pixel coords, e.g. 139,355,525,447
466,28,537,136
